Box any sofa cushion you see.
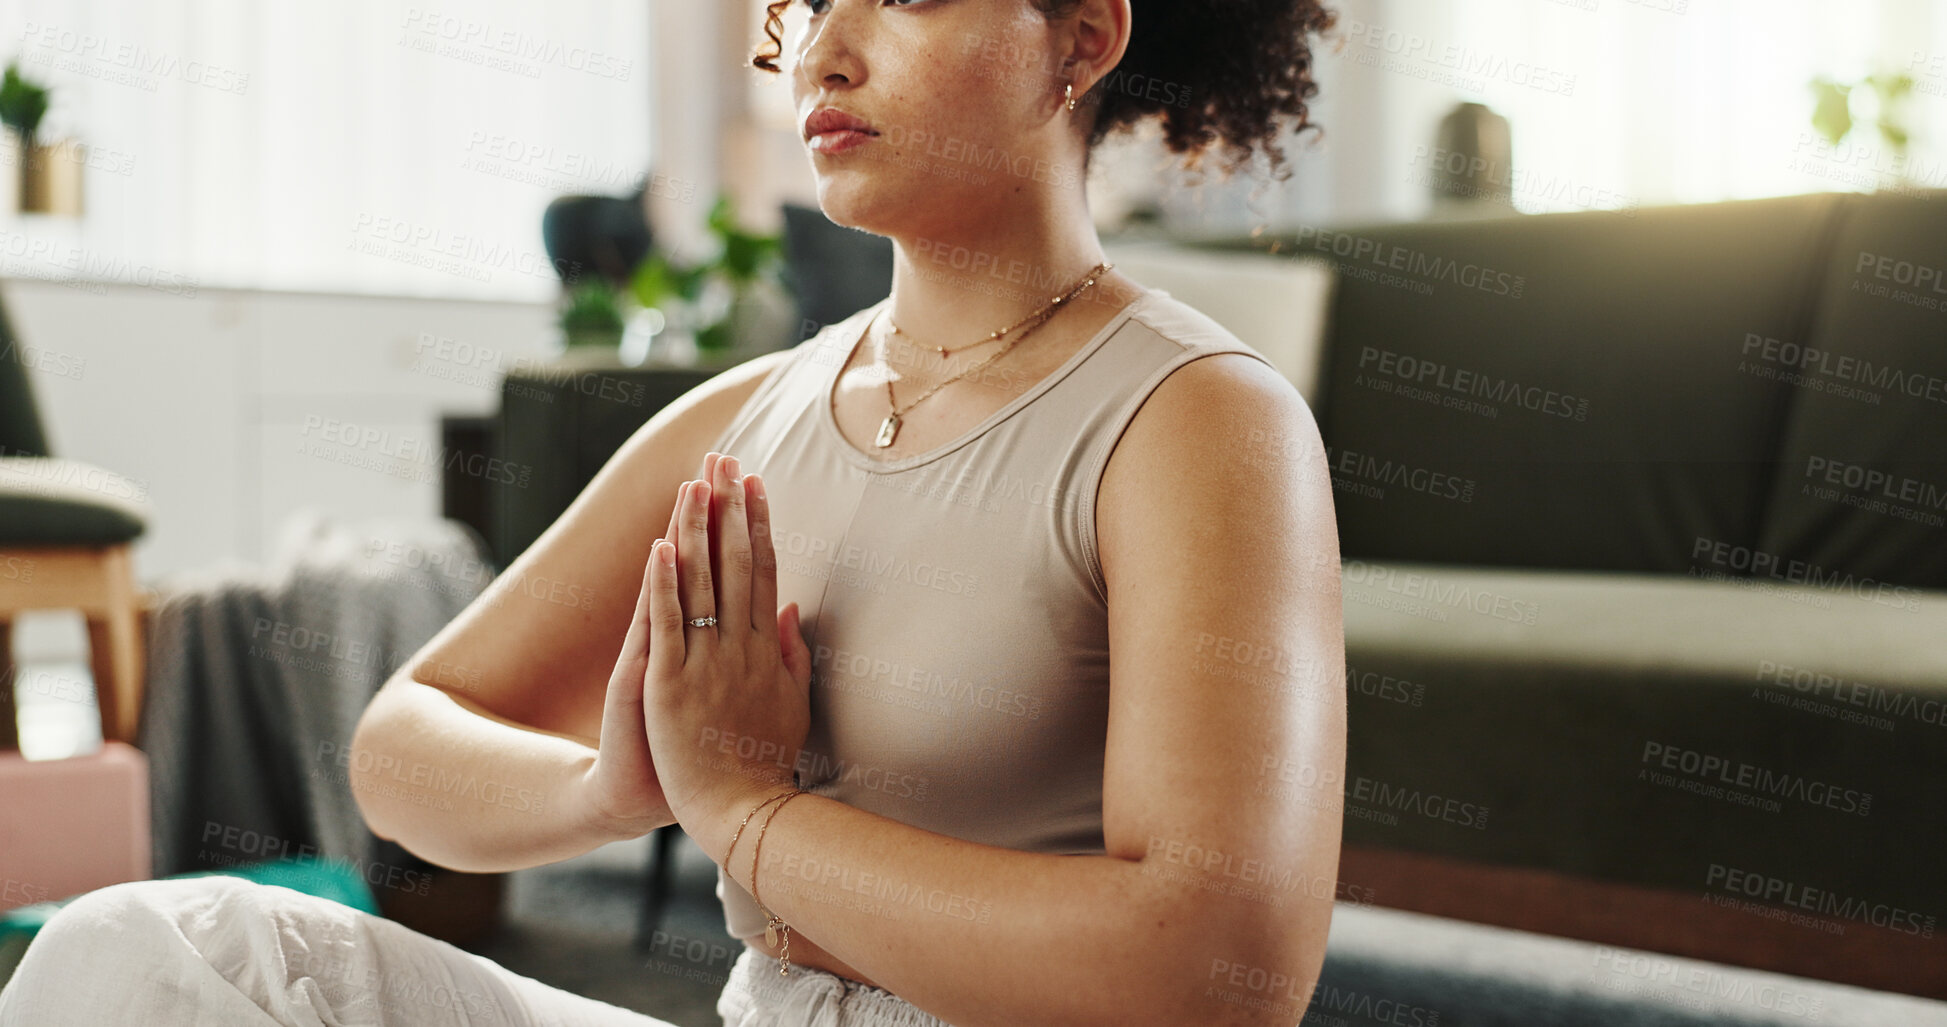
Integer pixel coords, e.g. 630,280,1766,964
0,458,150,545
0,290,53,459
1334,561,1946,924
1755,190,1947,591
1315,902,1947,1026
1104,241,1338,403
1265,192,1850,574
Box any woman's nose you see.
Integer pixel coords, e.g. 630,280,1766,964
797,1,867,90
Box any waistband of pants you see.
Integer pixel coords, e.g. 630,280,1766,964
722,946,953,1027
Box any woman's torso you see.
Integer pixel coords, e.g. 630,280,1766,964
701,283,1278,992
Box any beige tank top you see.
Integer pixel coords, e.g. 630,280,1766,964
704,284,1279,940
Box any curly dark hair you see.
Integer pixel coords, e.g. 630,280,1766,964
753,0,1339,181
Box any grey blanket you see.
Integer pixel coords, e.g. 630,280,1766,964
139,509,493,881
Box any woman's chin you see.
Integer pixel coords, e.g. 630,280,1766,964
812,178,890,233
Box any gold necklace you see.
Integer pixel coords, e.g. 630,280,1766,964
865,261,1113,449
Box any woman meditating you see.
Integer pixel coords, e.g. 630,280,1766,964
0,0,1344,1024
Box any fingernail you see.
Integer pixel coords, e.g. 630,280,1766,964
749,474,765,500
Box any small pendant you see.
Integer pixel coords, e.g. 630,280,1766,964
765,923,780,948
874,413,901,448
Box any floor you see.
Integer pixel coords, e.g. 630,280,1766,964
480,830,742,1027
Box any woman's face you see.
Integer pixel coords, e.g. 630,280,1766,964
787,0,1083,238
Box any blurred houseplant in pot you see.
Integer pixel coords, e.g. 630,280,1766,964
556,278,627,350
624,195,793,366
1809,69,1917,192
0,60,82,215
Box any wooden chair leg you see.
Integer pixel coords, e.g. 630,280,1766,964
95,546,145,746
3,544,146,748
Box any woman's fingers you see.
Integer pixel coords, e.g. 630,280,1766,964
713,456,754,641
678,475,717,652
662,479,689,556
747,473,780,651
646,538,684,680
615,545,658,672
699,452,723,591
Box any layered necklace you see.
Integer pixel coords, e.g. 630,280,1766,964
864,261,1114,449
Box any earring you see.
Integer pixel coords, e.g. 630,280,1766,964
1065,82,1077,112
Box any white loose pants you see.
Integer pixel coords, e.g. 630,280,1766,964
0,875,953,1027
0,875,671,1026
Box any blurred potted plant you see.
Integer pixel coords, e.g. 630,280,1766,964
556,279,626,350
625,195,791,366
1809,70,1916,191
0,60,81,215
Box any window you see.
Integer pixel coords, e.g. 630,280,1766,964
1345,0,1947,218
1,0,652,300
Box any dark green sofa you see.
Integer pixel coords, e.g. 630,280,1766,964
1203,188,1947,1000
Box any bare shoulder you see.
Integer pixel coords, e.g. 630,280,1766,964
1098,350,1332,565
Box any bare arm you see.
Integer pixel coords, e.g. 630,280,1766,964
348,346,799,873
690,353,1347,1027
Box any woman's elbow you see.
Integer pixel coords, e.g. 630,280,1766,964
1138,900,1329,1027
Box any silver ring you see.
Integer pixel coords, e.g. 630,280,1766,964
687,616,718,628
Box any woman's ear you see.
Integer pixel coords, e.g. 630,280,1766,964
1061,0,1133,95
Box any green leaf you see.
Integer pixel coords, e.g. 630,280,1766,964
559,280,625,343
707,195,737,238
631,254,679,309
1867,72,1914,102
695,319,733,351
0,61,51,138
1809,79,1852,148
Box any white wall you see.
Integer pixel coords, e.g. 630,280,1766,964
5,278,554,586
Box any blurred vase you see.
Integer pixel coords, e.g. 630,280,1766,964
1428,102,1515,218
5,134,86,216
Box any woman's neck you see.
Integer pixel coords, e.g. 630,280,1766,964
879,187,1123,346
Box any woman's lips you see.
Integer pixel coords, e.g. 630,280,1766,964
808,128,877,155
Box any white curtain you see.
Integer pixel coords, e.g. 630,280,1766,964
1119,0,1947,231
1383,0,1947,215
0,0,653,300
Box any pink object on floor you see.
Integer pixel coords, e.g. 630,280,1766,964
0,741,150,911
